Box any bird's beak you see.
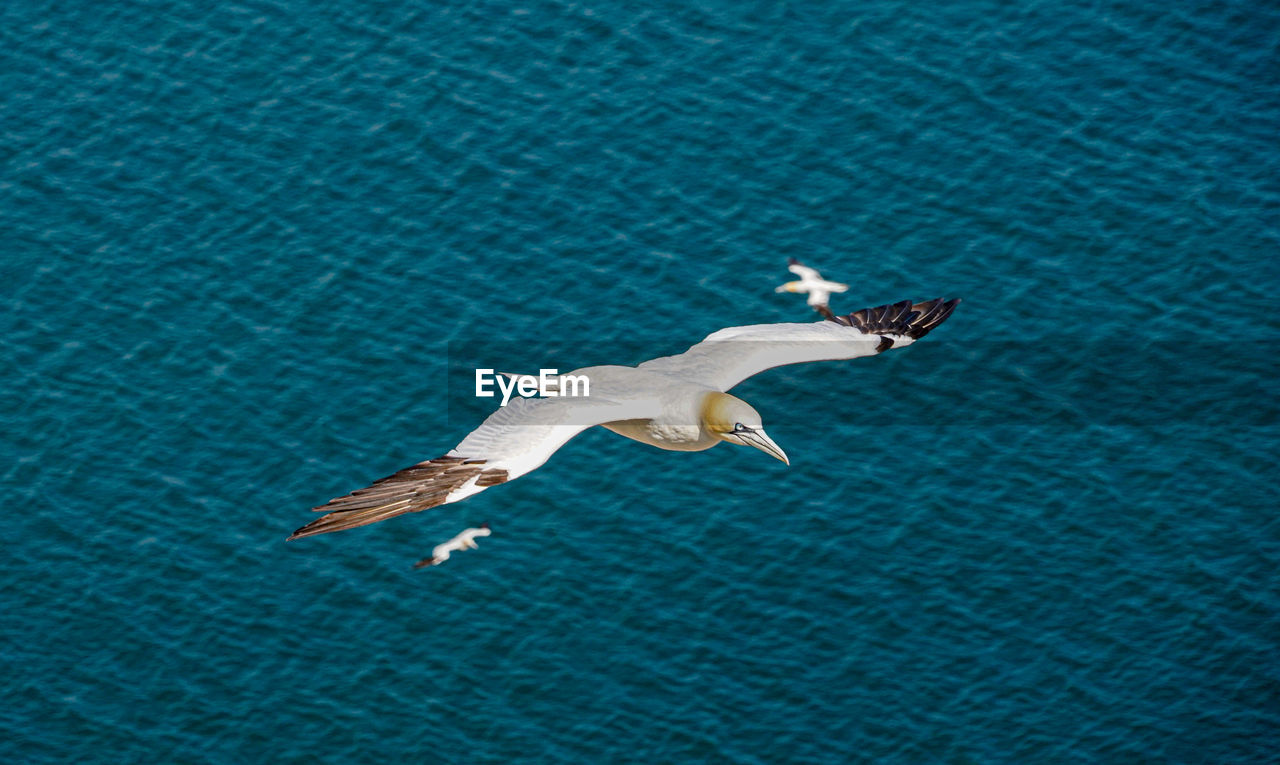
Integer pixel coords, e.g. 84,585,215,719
775,284,788,293
739,428,790,465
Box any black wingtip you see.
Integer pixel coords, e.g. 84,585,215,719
787,256,800,265
838,297,960,340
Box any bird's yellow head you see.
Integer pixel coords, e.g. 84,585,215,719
701,392,789,465
775,281,804,294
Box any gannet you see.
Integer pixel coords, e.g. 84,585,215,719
776,257,850,320
413,523,491,568
289,298,959,541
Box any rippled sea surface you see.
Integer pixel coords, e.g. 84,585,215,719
3,0,1278,761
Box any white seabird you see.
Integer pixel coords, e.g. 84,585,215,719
413,523,491,568
289,297,959,541
776,257,850,319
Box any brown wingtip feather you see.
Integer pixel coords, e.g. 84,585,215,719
289,456,506,540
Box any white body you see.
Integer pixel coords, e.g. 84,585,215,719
442,323,914,504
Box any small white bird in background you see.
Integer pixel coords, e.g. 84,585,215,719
289,297,959,543
414,523,492,568
776,257,850,320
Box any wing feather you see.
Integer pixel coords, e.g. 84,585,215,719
290,395,654,540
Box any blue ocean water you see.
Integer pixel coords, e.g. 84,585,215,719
3,0,1278,761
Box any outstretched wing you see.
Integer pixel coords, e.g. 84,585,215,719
638,298,959,392
787,257,822,281
289,395,654,540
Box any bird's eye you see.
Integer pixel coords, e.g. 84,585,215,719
733,422,746,432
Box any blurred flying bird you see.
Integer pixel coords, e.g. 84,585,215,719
413,523,492,568
776,257,850,320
